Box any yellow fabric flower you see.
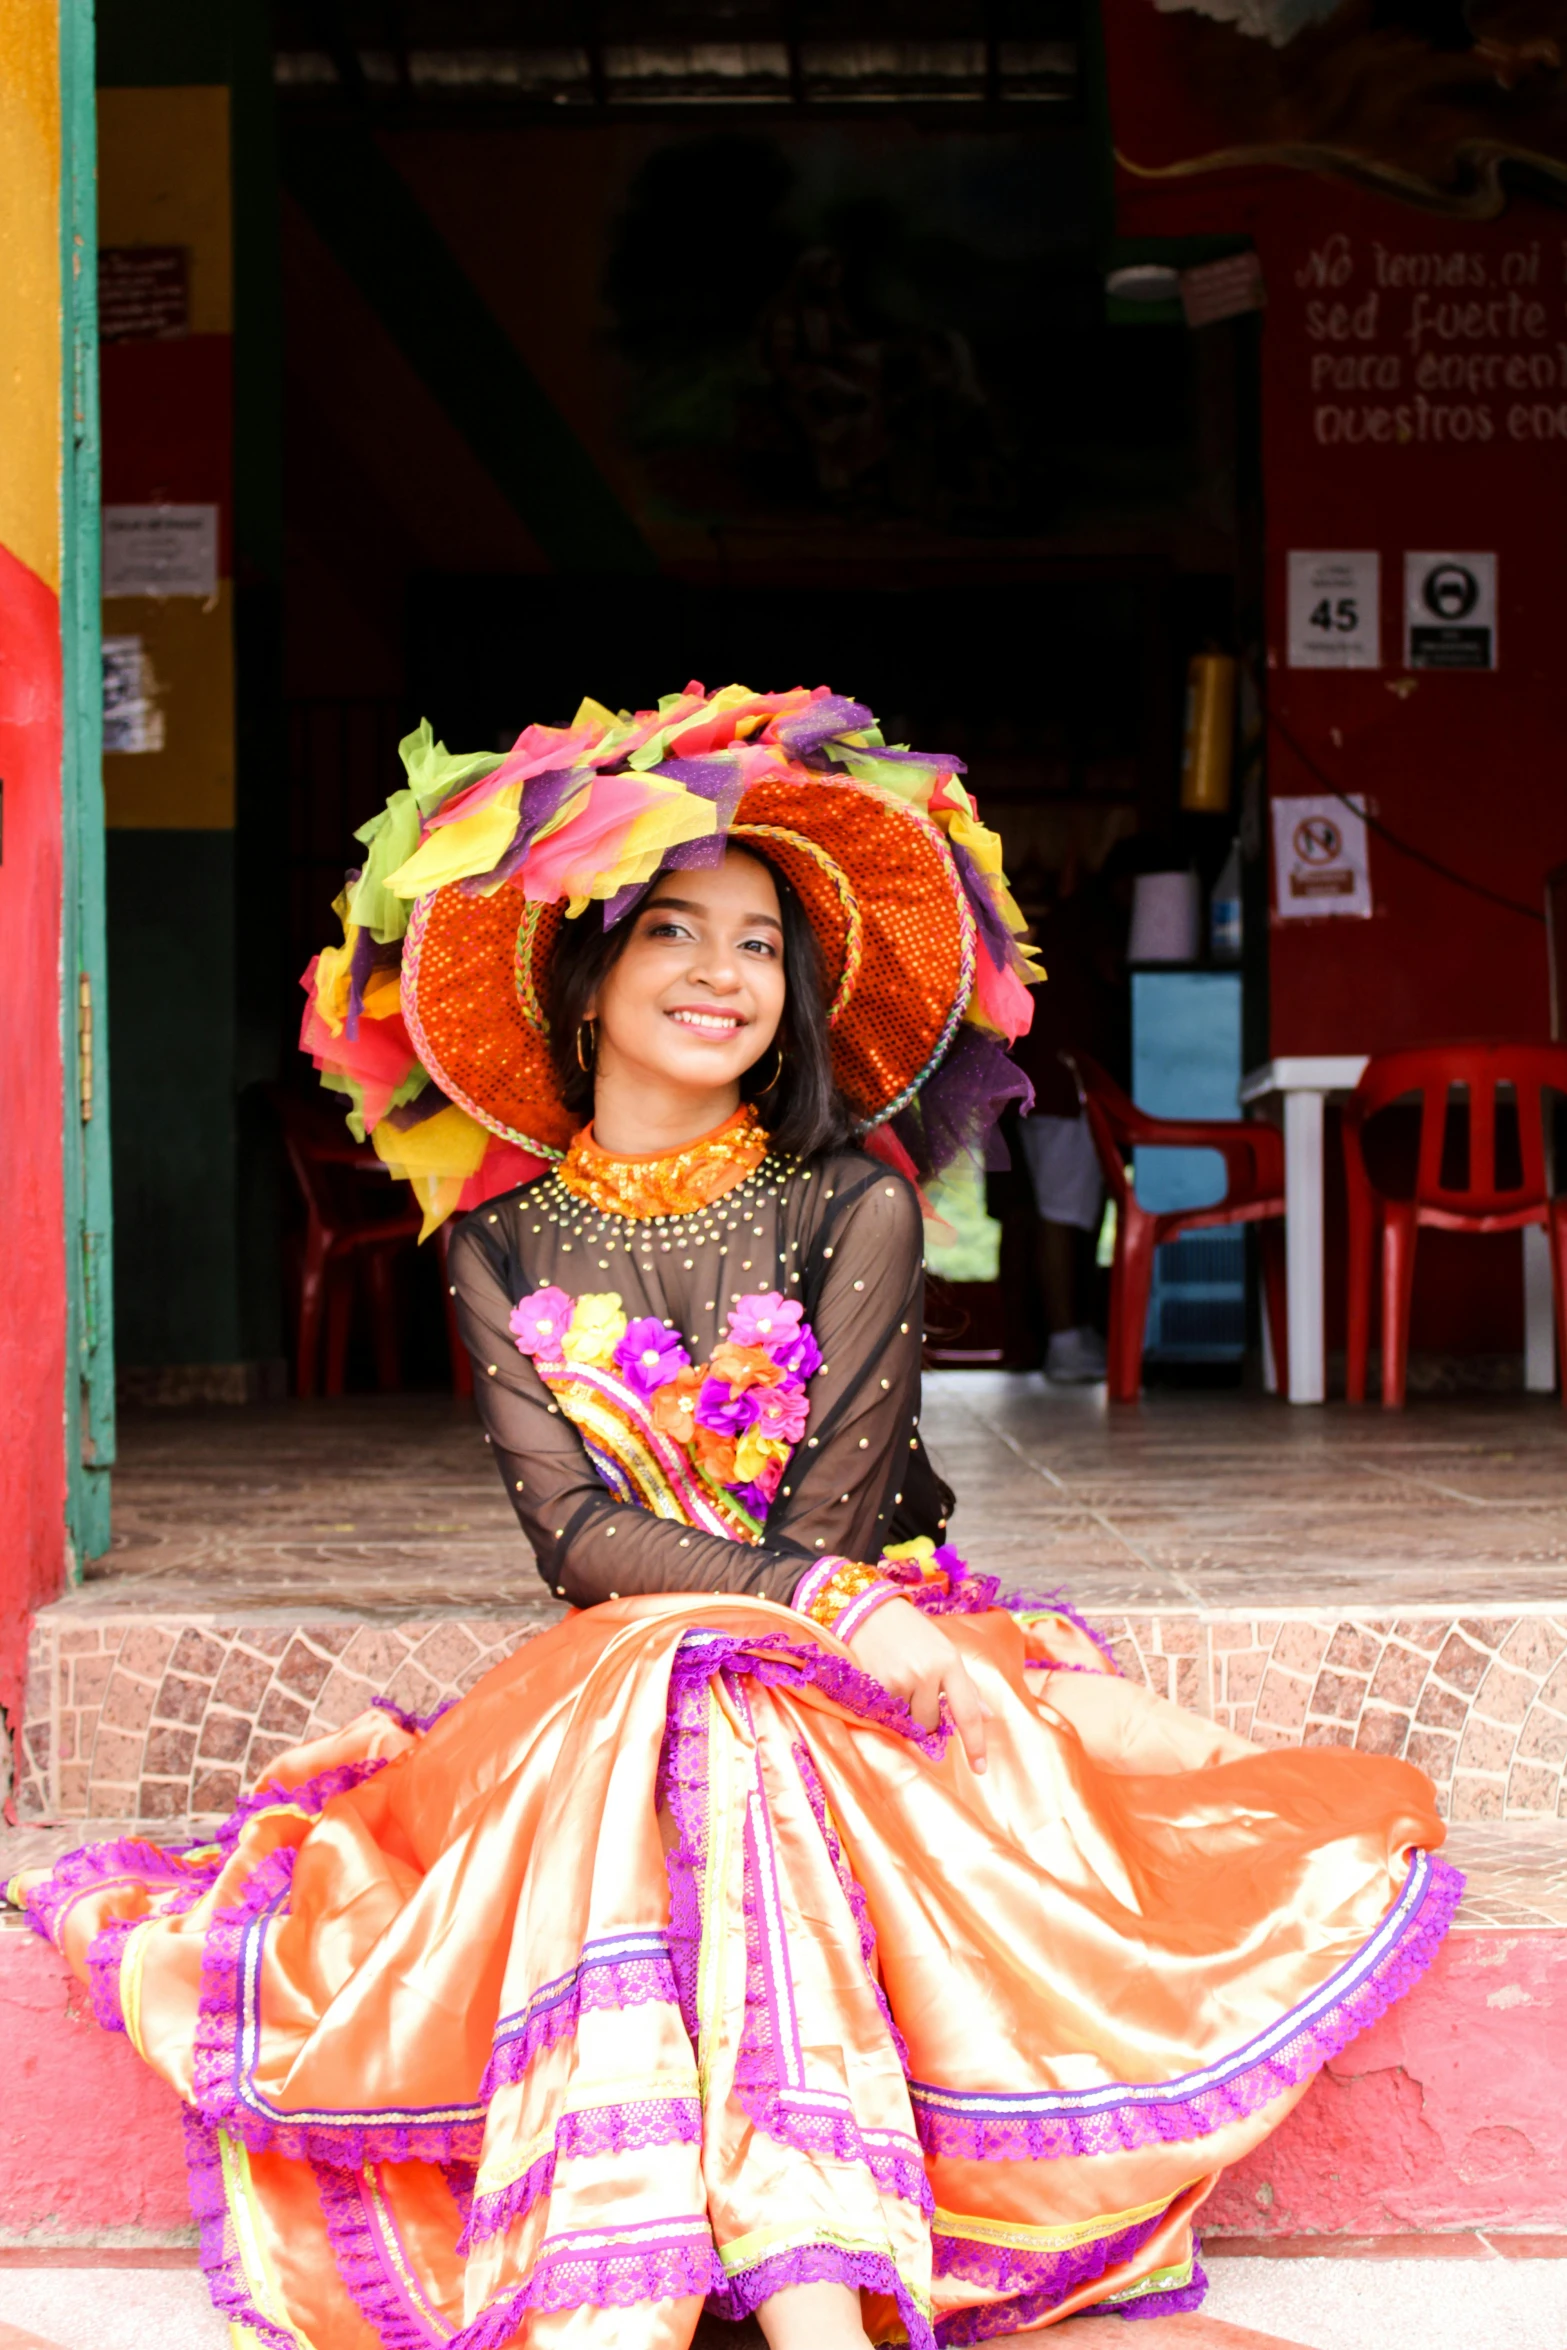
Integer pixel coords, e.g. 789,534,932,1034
733,1429,791,1483
882,1536,942,1582
561,1292,628,1367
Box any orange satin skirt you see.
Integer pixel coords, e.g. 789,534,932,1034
10,1595,1456,2350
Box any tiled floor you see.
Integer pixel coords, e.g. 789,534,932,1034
64,1378,1567,1616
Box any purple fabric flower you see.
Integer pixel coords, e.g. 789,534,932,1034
695,1377,765,1436
509,1285,574,1358
613,1317,691,1398
773,1325,822,1382
724,1292,803,1358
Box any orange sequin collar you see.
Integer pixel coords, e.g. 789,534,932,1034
557,1104,771,1220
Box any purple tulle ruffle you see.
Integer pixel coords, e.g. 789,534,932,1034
890,1030,1034,1180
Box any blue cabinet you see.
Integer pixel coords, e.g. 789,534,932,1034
1130,971,1246,1363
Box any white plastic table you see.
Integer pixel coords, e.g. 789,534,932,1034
1238,1058,1365,1404
1239,1055,1557,1404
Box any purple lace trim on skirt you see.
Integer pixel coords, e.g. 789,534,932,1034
479,1945,681,2099
183,2112,301,2350
712,2241,934,2350
316,2162,446,2350
18,1834,219,1949
213,1756,390,1851
460,2095,705,2251
190,1840,487,2166
1001,1589,1120,1675
790,1738,912,2072
911,1849,1463,2164
371,1693,458,1737
932,2210,1169,2344
1119,2257,1209,2322
85,1887,205,2034
445,2229,723,2350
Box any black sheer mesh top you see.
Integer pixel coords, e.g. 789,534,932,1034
448,1144,952,1610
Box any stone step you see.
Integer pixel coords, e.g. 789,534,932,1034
14,1598,1567,1829
4,1824,1565,2254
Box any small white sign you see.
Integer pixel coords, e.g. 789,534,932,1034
102,636,165,755
1287,550,1380,670
102,503,219,599
1271,793,1372,921
1405,551,1496,670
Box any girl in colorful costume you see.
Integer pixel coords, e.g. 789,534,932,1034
10,684,1456,2350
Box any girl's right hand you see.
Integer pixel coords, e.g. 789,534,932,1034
845,1596,990,1773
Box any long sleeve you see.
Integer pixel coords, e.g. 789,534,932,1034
447,1156,930,1611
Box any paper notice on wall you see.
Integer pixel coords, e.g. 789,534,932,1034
102,504,219,599
102,637,165,754
1286,550,1380,669
1271,794,1372,920
1405,551,1496,670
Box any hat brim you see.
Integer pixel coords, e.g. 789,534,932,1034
401,769,974,1154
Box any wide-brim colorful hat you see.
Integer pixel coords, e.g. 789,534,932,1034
300,685,1039,1232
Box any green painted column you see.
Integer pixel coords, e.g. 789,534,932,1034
60,0,114,1561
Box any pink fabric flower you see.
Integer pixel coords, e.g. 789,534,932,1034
509,1285,574,1358
614,1317,691,1399
724,1292,803,1358
748,1383,809,1444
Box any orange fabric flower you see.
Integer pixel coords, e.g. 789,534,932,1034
651,1365,704,1447
708,1342,784,1395
690,1422,740,1483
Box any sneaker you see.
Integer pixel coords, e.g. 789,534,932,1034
1045,1326,1107,1384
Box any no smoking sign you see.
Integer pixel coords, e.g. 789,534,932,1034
1405,551,1496,671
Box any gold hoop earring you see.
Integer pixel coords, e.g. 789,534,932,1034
575,1020,596,1073
753,1043,785,1096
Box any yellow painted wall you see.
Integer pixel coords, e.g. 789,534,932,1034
96,87,230,331
98,84,235,828
101,586,236,827
0,0,61,591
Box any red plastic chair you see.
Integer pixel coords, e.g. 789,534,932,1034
271,1089,473,1400
1343,1041,1567,1409
1063,1053,1288,1402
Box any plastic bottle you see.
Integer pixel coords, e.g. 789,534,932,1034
1210,839,1242,963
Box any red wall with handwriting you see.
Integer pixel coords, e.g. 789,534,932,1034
1256,187,1565,1057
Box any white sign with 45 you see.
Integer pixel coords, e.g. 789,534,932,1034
1286,550,1380,670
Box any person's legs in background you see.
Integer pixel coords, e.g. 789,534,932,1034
1016,1114,1106,1384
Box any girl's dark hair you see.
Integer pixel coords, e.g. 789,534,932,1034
545,848,856,1162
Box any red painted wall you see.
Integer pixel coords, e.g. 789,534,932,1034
0,540,66,1742
0,1933,191,2240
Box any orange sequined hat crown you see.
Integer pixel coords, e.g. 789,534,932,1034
300,685,1040,1231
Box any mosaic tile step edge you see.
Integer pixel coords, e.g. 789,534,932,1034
15,1603,1567,1826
